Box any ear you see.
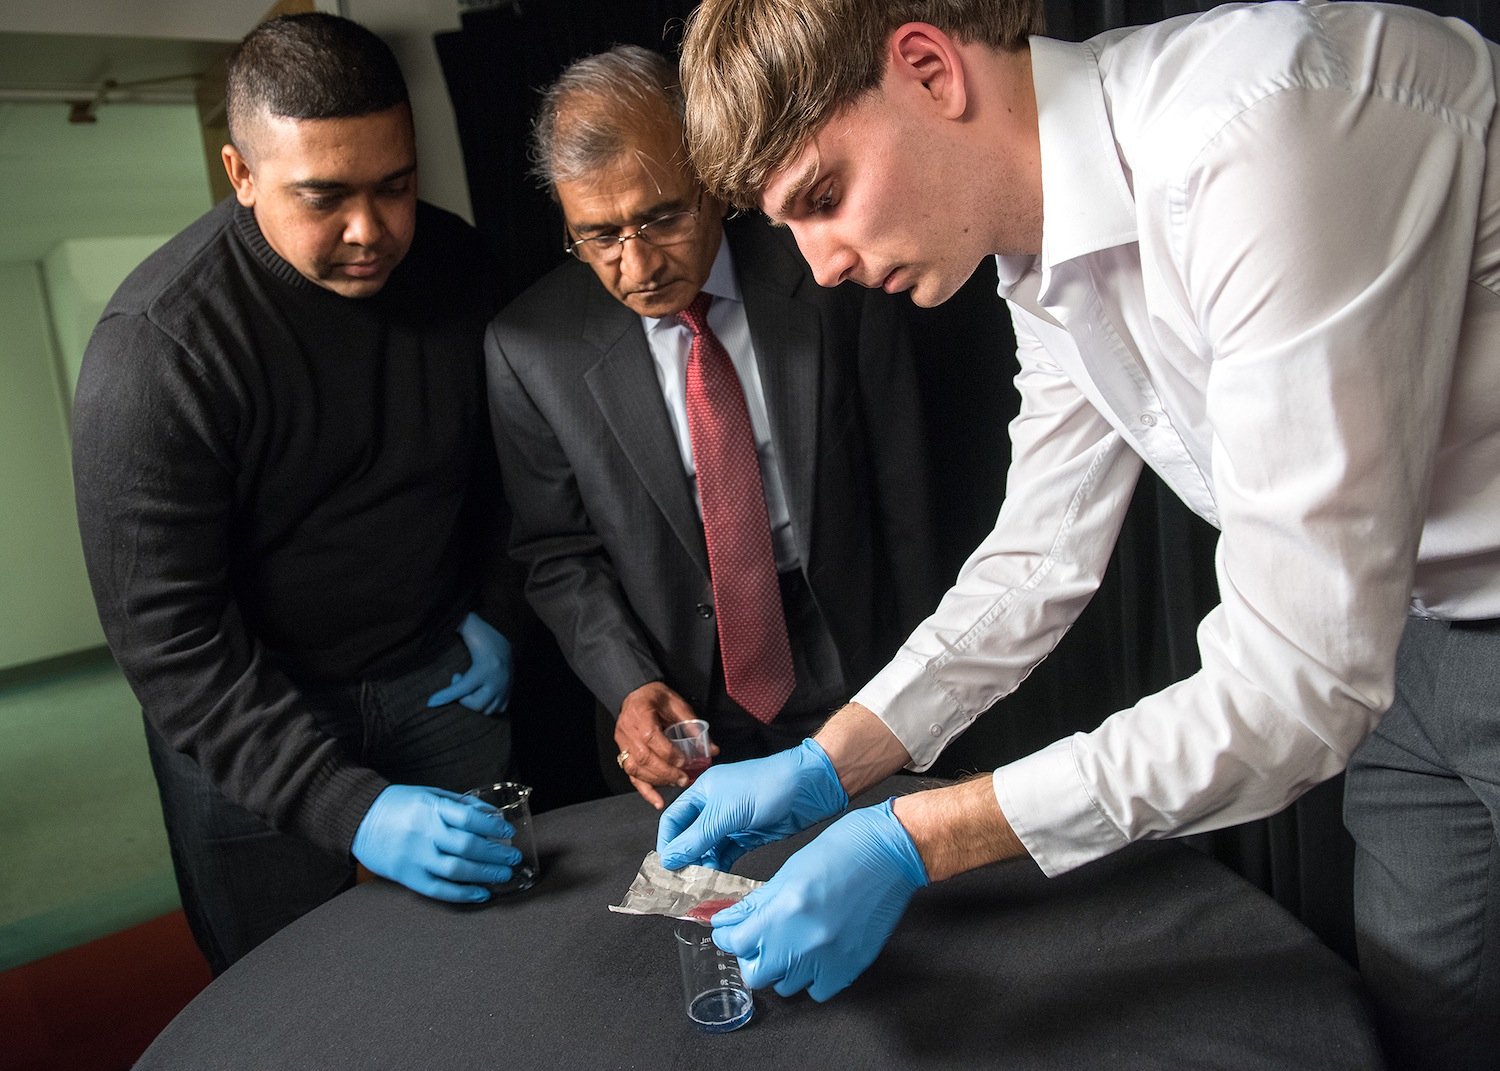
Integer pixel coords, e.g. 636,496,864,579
886,22,968,119
222,143,256,207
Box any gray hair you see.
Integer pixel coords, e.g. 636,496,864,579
529,45,686,199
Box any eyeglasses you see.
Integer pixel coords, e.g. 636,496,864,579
564,191,704,264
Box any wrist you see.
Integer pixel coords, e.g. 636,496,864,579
798,738,849,816
891,776,1026,883
872,798,929,888
812,702,913,798
351,785,394,858
620,679,669,710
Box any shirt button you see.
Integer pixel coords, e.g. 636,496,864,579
695,603,713,619
928,724,943,738
1139,413,1158,427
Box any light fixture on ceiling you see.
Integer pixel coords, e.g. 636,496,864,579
65,71,201,124
66,83,109,124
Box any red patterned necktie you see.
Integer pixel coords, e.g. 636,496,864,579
679,292,796,723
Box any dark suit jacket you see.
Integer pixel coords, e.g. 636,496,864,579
484,217,937,718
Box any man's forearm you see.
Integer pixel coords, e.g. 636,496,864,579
891,775,1028,882
813,702,914,797
815,703,1029,880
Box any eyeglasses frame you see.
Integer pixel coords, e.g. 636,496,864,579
562,189,707,263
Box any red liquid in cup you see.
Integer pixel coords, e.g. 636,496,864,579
682,757,711,782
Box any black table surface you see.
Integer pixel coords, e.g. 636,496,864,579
135,776,1384,1070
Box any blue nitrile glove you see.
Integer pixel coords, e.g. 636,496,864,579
710,798,928,1002
352,785,522,902
656,738,848,872
427,612,513,715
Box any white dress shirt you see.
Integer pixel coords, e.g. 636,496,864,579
643,239,799,571
855,0,1500,876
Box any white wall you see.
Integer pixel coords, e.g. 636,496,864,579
344,0,473,222
0,263,106,670
0,1,269,40
42,236,173,401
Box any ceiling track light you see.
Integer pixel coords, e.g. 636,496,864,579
65,71,201,124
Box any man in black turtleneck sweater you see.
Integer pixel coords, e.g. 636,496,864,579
72,13,522,975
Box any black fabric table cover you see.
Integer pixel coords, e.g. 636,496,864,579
134,777,1384,1070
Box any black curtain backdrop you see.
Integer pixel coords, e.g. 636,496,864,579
437,0,1495,963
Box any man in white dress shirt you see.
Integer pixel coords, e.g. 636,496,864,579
657,1,1500,1065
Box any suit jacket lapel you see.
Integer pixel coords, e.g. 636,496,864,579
736,227,821,569
581,281,710,576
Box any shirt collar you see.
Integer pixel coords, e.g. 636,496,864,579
643,234,738,334
995,36,1139,292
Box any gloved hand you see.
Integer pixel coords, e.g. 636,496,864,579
352,785,521,902
710,798,928,1001
427,612,513,715
656,738,848,871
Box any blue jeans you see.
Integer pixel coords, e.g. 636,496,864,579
1345,616,1500,1070
145,636,511,975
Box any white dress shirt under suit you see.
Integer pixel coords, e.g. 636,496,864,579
642,240,800,572
855,0,1500,879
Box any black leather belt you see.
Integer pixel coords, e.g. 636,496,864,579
1450,616,1500,632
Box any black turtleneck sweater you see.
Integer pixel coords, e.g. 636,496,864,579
72,198,504,852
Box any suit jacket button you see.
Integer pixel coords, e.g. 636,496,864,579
696,603,713,619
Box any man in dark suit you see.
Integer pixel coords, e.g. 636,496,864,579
485,45,936,808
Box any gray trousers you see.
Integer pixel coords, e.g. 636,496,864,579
1345,615,1500,1070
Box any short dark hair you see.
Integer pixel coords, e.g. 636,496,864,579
226,12,409,152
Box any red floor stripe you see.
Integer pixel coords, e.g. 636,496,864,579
0,912,211,1071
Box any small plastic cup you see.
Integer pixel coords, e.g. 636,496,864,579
462,782,539,894
665,719,712,782
674,921,753,1032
